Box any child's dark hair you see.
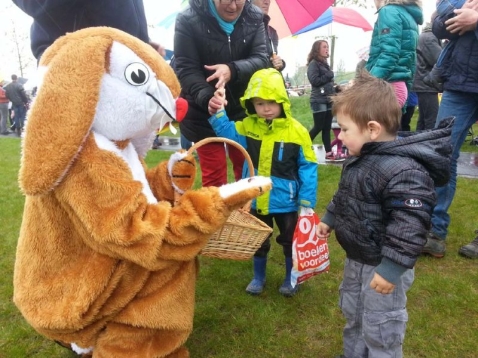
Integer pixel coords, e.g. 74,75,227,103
331,70,401,134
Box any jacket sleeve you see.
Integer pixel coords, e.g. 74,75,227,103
367,8,403,80
19,85,29,104
229,22,269,84
307,61,334,87
432,10,461,40
174,12,215,111
380,168,436,270
296,126,318,208
421,33,442,67
208,109,247,149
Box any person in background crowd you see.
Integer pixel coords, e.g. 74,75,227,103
0,82,10,135
307,40,334,160
208,68,318,297
174,0,268,187
252,0,285,71
4,75,29,136
318,71,451,358
366,0,423,107
13,0,166,60
400,91,417,131
423,0,478,259
412,18,442,130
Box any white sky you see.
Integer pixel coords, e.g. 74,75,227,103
0,0,435,82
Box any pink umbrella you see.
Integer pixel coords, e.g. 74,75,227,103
269,0,334,39
294,7,373,35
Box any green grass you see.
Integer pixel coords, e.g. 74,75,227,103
1,97,478,357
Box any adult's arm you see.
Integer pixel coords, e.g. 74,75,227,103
174,12,215,111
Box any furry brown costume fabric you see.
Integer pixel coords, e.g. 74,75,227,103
14,27,271,357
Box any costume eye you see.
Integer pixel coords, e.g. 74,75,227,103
124,62,150,86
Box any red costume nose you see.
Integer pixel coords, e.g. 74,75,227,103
175,98,188,122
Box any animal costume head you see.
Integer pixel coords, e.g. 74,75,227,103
20,26,187,195
14,27,270,357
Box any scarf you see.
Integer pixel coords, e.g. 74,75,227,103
208,0,239,36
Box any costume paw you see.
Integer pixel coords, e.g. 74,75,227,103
219,176,272,209
168,150,196,194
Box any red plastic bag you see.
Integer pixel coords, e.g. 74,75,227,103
291,207,330,288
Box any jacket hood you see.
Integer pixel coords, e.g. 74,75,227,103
240,68,291,119
361,117,453,186
385,0,424,25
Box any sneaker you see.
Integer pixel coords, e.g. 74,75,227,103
458,231,478,259
422,232,446,258
325,151,335,161
334,152,347,162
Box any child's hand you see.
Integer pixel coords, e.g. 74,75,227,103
208,88,227,115
317,222,331,239
370,273,396,294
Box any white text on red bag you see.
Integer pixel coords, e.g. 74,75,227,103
291,207,330,287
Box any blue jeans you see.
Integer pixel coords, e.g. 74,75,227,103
339,259,414,358
432,90,478,239
12,104,26,130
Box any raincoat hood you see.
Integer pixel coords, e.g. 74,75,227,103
361,117,453,187
240,68,291,119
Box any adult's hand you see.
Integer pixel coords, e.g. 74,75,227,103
149,41,166,58
271,54,283,71
446,8,478,35
204,64,231,89
463,0,478,11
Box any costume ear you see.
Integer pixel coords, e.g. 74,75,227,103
19,34,111,196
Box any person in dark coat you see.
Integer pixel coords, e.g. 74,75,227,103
422,0,478,259
174,0,269,187
412,21,442,130
318,71,451,357
252,0,285,71
306,40,334,159
12,0,162,60
4,74,29,136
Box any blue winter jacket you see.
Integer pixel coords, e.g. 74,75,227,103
13,0,149,60
432,6,478,94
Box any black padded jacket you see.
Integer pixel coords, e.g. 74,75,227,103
322,119,452,283
174,0,269,143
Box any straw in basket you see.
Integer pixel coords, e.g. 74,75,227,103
175,137,272,260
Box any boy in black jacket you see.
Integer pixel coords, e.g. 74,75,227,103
318,71,452,357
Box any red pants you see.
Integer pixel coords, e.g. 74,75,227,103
195,142,244,187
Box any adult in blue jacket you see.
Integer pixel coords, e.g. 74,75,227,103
422,0,478,259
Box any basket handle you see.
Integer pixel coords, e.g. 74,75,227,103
175,137,255,211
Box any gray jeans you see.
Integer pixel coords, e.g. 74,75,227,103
0,103,8,133
339,258,414,358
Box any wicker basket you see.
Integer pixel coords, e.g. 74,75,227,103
176,137,272,260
